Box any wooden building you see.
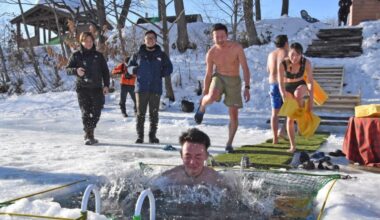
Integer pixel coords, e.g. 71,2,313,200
349,0,380,25
10,2,112,48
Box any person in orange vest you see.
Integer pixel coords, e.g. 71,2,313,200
112,57,136,117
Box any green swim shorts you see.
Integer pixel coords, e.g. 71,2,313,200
209,73,243,108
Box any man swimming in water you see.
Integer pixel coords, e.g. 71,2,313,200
160,128,225,187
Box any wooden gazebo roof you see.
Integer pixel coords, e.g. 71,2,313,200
10,4,74,33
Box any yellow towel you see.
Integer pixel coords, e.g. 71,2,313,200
303,74,329,106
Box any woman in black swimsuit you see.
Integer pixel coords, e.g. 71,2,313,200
278,42,314,153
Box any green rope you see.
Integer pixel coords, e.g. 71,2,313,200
0,179,87,207
0,212,79,220
317,179,338,220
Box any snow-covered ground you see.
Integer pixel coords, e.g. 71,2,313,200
1,17,380,219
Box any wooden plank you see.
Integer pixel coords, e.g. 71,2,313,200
314,104,355,110
324,100,360,105
315,79,342,83
306,45,363,52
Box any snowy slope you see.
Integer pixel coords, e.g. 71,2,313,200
1,17,380,219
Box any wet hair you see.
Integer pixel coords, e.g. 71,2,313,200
211,23,228,34
290,42,303,55
145,30,157,39
274,35,288,48
79,32,95,43
179,128,211,150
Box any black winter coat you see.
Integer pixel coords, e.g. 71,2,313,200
66,44,110,89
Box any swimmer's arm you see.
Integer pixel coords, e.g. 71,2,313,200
278,61,286,100
203,50,214,95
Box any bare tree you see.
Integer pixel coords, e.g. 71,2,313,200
213,0,243,41
255,0,261,21
158,0,175,101
111,0,132,58
17,0,46,91
174,0,189,53
243,0,260,46
281,0,289,16
0,43,10,84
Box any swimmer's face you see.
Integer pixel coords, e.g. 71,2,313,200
213,29,228,46
181,142,208,177
289,48,302,64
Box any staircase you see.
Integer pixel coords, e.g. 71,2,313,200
305,28,363,58
313,66,360,126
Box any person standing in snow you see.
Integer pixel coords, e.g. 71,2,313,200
66,32,110,145
338,0,352,26
194,23,251,153
267,35,289,144
111,57,137,117
128,30,173,144
278,43,314,153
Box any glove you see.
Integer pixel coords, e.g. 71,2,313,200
124,73,132,79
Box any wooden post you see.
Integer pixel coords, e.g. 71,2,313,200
34,26,40,46
16,22,21,49
43,28,47,44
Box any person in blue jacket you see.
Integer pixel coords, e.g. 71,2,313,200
128,30,173,144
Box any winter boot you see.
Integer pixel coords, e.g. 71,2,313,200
85,129,98,145
120,106,128,117
136,114,145,144
149,132,159,144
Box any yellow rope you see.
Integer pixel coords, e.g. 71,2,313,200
0,212,78,220
317,178,338,220
0,179,87,206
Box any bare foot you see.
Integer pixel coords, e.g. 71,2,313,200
287,148,296,153
272,138,278,144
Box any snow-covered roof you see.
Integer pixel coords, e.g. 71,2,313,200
35,0,82,10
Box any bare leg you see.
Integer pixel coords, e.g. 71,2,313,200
199,89,221,112
287,118,296,153
271,108,280,144
226,107,239,147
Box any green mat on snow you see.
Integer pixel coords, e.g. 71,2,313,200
214,133,330,169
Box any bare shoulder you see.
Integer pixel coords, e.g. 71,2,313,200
161,166,183,177
231,41,244,51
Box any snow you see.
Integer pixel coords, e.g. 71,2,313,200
1,17,380,219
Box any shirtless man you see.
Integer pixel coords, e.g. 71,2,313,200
194,23,251,153
160,128,225,187
267,35,288,144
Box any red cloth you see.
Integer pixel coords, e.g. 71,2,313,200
343,117,380,167
111,63,136,86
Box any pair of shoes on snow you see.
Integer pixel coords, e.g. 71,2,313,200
194,106,205,124
135,137,160,144
298,161,315,170
317,160,339,170
290,151,310,168
328,149,346,157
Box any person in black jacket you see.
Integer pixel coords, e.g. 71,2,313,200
128,30,173,144
338,0,352,26
66,32,110,145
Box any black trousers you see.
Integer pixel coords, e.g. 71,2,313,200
119,84,136,113
77,87,104,131
135,92,160,138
